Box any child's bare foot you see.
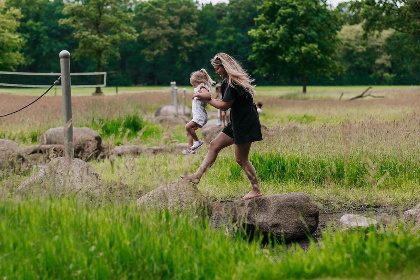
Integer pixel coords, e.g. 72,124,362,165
180,173,200,185
242,189,262,200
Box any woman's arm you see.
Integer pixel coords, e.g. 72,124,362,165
194,88,233,110
207,99,233,111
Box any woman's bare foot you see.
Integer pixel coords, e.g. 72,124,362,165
180,173,200,185
242,189,262,200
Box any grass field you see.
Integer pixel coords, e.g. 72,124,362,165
1,85,419,279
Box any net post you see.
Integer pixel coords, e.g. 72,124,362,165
174,86,178,117
59,50,74,159
182,88,186,116
170,81,178,116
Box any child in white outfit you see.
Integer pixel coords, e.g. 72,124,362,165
183,69,214,155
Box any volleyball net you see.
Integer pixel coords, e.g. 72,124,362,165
0,71,107,88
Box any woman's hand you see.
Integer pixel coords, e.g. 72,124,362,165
194,88,211,101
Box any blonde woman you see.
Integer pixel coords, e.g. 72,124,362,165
181,53,263,200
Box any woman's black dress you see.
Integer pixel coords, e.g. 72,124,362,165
221,79,262,144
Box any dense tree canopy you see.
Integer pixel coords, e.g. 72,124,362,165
1,0,420,87
59,0,137,93
249,0,341,93
0,3,24,70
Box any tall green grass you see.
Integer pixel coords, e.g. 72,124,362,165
1,198,419,279
219,152,420,188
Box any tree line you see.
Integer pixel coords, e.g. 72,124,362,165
1,0,419,93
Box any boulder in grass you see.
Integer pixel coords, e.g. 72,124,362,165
202,119,223,144
155,104,191,118
339,214,378,229
233,192,320,242
19,144,64,164
112,145,143,156
0,139,19,169
403,204,420,226
154,115,189,125
137,180,211,216
17,157,102,197
42,127,102,160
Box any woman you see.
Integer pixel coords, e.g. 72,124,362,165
181,53,263,200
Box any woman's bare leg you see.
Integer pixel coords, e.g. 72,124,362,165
181,132,233,184
234,142,262,200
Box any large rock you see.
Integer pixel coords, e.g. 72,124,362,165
0,139,19,169
202,119,223,143
233,192,319,242
42,127,102,160
137,180,210,216
17,157,103,197
339,214,378,229
112,145,143,156
403,204,420,226
154,115,189,125
18,144,64,166
155,104,191,118
154,104,190,125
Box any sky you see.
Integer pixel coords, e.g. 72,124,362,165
198,0,344,8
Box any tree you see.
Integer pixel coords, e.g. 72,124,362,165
134,0,199,84
0,3,24,70
354,0,420,84
5,0,76,74
355,0,420,38
249,0,341,93
60,0,137,94
337,24,393,84
216,0,263,74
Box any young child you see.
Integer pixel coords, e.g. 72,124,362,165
182,69,214,155
256,101,263,115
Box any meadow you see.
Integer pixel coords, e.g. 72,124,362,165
0,85,419,279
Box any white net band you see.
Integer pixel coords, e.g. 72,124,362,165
0,71,107,88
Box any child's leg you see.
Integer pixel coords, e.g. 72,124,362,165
222,111,227,127
186,129,194,149
185,121,200,142
224,111,230,127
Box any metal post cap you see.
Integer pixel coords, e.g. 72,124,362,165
59,50,70,58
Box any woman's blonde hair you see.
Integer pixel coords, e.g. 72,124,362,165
210,53,255,95
190,69,215,87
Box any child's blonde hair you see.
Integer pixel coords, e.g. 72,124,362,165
190,69,215,87
210,53,255,95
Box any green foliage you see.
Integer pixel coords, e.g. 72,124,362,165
60,0,137,93
133,0,198,84
249,0,342,92
90,115,146,145
4,0,420,86
0,3,24,70
223,152,420,188
0,130,38,144
215,0,262,73
336,24,393,84
5,0,74,73
140,124,162,141
1,199,420,279
287,114,316,124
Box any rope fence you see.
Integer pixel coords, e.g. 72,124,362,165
0,76,61,118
